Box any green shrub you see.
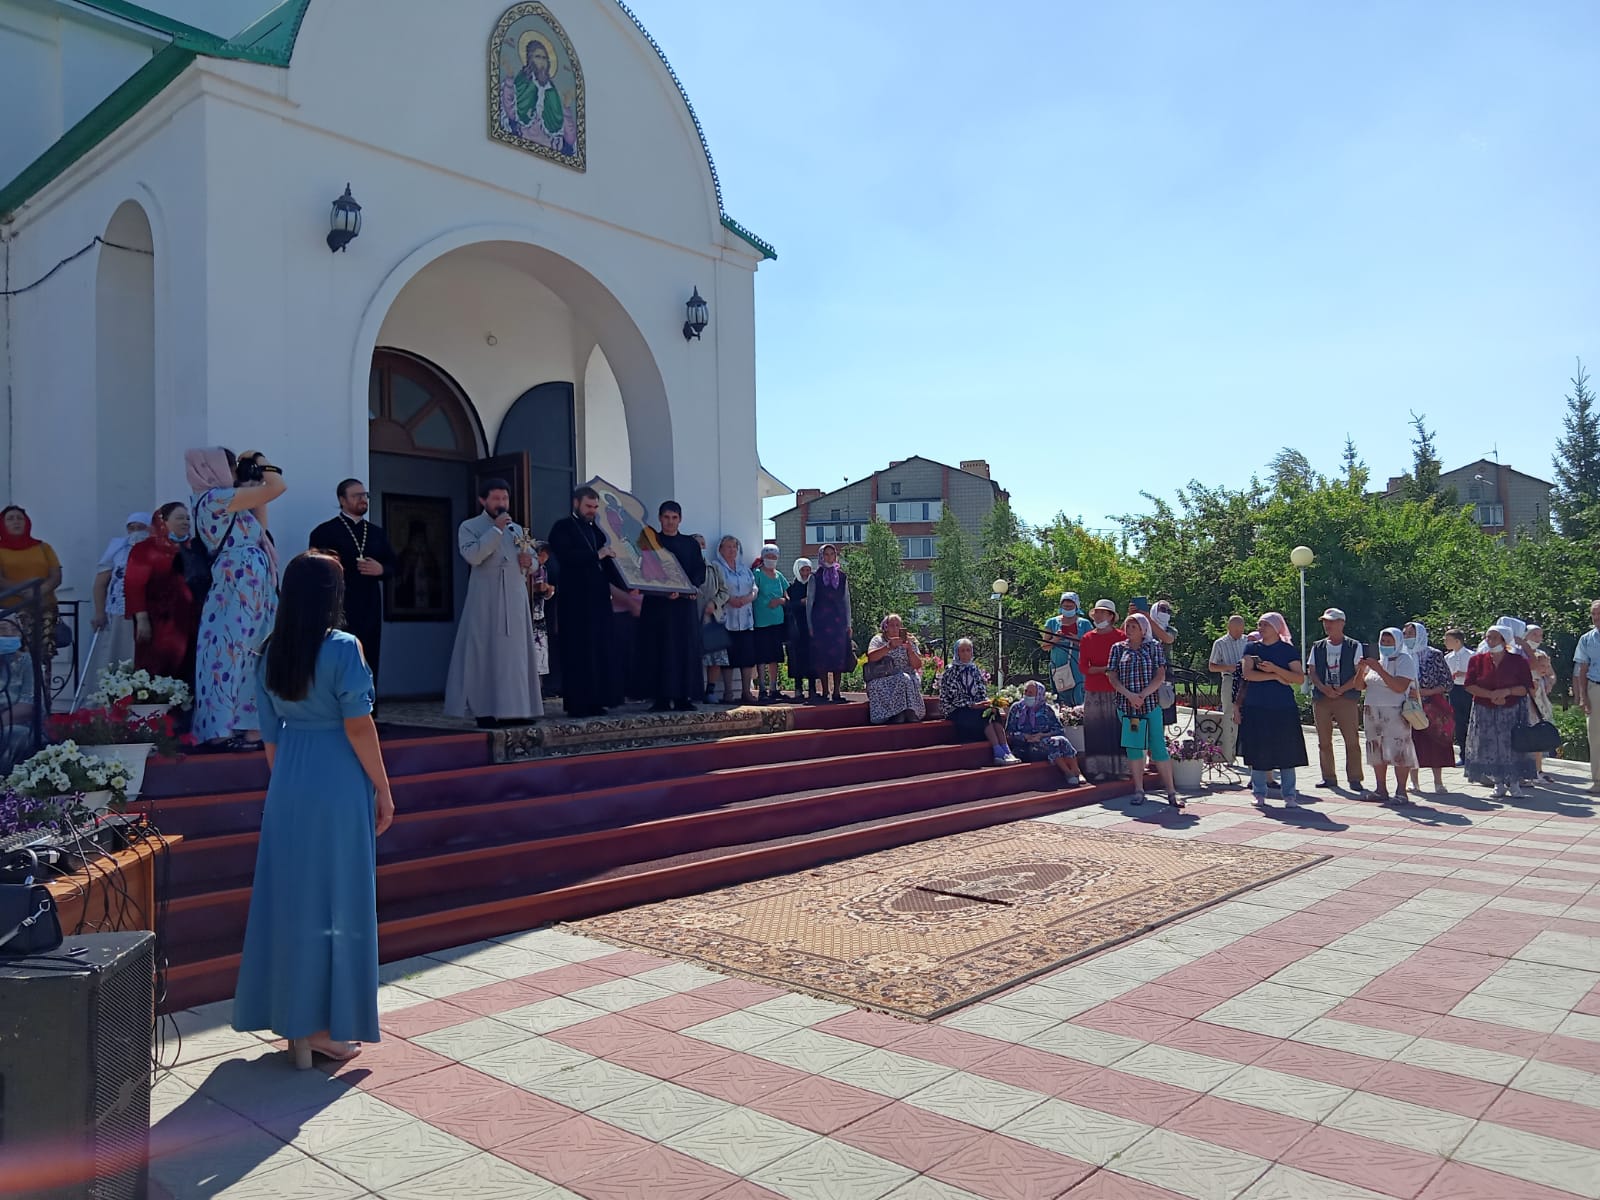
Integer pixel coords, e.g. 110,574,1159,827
1551,703,1589,762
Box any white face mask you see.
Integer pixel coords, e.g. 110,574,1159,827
1527,637,1542,649
1490,643,1506,657
1153,611,1171,631
128,530,149,544
1093,618,1112,631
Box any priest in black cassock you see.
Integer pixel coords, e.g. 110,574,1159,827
638,501,707,712
309,478,398,687
548,485,626,718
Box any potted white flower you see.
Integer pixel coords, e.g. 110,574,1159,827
48,705,178,803
86,661,192,718
6,740,134,817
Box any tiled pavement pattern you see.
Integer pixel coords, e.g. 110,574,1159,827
150,751,1600,1199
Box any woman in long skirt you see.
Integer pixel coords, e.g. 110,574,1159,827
1464,624,1534,799
1403,621,1455,792
233,551,395,1067
806,544,855,703
864,614,925,724
787,559,819,701
1237,613,1309,805
1077,600,1129,781
1363,627,1419,803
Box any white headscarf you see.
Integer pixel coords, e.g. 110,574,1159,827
100,511,153,564
1404,620,1430,655
793,558,813,579
1480,616,1527,655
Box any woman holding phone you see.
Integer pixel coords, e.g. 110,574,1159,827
1237,612,1308,805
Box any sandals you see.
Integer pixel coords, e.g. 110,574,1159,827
289,1038,362,1070
226,735,265,753
1130,791,1146,806
1166,791,1183,809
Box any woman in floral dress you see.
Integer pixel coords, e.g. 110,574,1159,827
864,613,925,725
805,544,854,704
188,448,285,749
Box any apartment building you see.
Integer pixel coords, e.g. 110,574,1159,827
1381,459,1552,545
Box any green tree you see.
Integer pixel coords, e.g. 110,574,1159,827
842,518,917,649
1341,436,1369,491
1403,411,1443,502
1551,358,1600,541
977,500,1026,616
1269,448,1318,496
930,507,980,613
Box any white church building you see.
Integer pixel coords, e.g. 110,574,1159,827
0,0,779,696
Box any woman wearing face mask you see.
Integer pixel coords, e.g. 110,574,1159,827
1360,628,1419,803
123,502,200,683
938,638,1016,763
1400,621,1453,793
1238,613,1308,805
1108,613,1178,806
1004,679,1083,785
1464,623,1534,798
1044,592,1091,706
1078,600,1129,782
0,616,38,773
786,559,820,703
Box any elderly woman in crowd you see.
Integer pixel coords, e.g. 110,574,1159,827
1108,613,1178,806
864,613,925,725
1464,622,1534,798
786,558,820,703
1524,624,1557,783
715,536,756,704
124,501,200,683
0,506,63,663
696,534,730,702
806,543,854,704
1004,679,1083,786
0,615,38,773
938,638,1016,764
753,545,790,703
1402,620,1454,793
1078,599,1129,782
1044,592,1091,706
1361,627,1419,803
1237,612,1308,805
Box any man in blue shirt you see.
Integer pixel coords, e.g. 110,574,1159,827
1572,600,1600,794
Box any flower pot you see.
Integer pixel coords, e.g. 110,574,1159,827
79,742,153,802
127,703,170,721
1172,759,1205,792
1064,725,1086,754
79,789,115,815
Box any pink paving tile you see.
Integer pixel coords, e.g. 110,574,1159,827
892,1024,1012,1071
496,1113,655,1185
605,1029,734,1080
1357,1061,1504,1120
1536,1032,1600,1074
1114,981,1226,1020
1282,1127,1447,1199
371,1062,510,1121
625,993,736,1032
1422,1013,1547,1058
1350,978,1469,1015
814,1009,919,1047
1428,928,1539,957
691,978,788,1007
1156,961,1265,999
1062,1173,1191,1200
1066,1067,1200,1124
1394,946,1504,984
1484,1086,1600,1152
528,962,622,995
1550,914,1600,936
565,1144,741,1200
1257,912,1365,948
1417,1160,1589,1200
707,1185,786,1200
1074,1002,1190,1043
1575,986,1600,1018
1328,998,1445,1038
1357,873,1439,898
321,1038,456,1092
586,949,673,978
1504,885,1586,906
1216,936,1323,976
546,1014,662,1057
930,1131,1096,1200
831,1100,989,1171
746,1074,893,1134
429,1088,578,1149
1251,1041,1381,1090
1166,1094,1316,1160
446,977,555,1017
673,1053,812,1106
1158,1019,1280,1065
378,998,480,1039
972,1045,1100,1096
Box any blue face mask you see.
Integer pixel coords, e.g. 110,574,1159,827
1026,692,1044,708
168,531,187,543
0,636,20,656
1380,642,1399,659
1402,636,1419,653
1061,607,1077,618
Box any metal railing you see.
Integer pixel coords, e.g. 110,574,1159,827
0,579,53,772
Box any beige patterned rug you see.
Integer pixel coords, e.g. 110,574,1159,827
577,824,1326,1018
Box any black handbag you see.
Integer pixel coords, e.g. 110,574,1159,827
0,850,64,957
700,620,731,654
1511,719,1562,754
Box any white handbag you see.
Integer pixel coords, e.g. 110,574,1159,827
1051,662,1077,694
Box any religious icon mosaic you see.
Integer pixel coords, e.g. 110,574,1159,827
488,3,586,171
583,477,696,595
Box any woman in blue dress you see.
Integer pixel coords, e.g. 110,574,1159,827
1044,591,1091,706
233,551,395,1068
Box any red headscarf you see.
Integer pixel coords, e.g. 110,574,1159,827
0,506,41,551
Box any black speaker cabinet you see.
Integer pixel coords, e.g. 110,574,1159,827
0,932,155,1199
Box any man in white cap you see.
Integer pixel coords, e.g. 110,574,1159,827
87,511,151,682
1309,606,1366,793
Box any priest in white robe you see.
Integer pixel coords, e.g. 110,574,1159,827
444,478,543,727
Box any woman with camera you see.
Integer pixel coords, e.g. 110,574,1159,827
187,447,286,750
864,613,925,724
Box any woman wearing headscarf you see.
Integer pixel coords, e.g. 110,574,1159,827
786,558,819,702
1362,627,1419,803
1464,622,1534,798
1524,624,1557,783
1078,600,1129,782
1108,613,1178,806
938,638,1016,763
1004,679,1083,786
864,613,925,725
1044,592,1091,706
0,506,63,663
695,534,730,702
188,447,286,750
123,502,200,683
715,536,756,704
806,543,854,704
1402,621,1454,793
1237,613,1308,805
753,545,790,702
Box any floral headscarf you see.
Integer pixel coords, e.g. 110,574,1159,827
817,544,844,588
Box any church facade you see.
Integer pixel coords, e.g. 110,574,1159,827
0,0,775,695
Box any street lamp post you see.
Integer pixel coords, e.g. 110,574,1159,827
991,578,1010,687
1290,546,1315,664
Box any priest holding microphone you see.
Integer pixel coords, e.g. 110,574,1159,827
444,477,544,728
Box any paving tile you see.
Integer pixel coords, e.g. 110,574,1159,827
586,948,675,976
147,1084,258,1156
376,959,501,999
1538,1030,1600,1074
889,1025,1012,1071
444,977,557,1017
1111,1128,1272,1200
409,1016,531,1061
746,994,857,1026
1354,1061,1503,1120
375,1150,568,1200
997,1097,1150,1166
1280,1127,1447,1199
370,1062,511,1120
378,998,481,1038
928,1131,1096,1200
519,1058,659,1112
749,1074,895,1133
831,1100,990,1171
1249,1042,1381,1091
941,1003,1062,1043
494,997,612,1035
748,1137,918,1200
1208,1065,1352,1122
1556,1011,1600,1043
1287,1017,1415,1061
427,1086,577,1149
821,1045,957,1098
673,1053,813,1106
968,1044,1100,1097
1477,959,1600,1010
320,1120,478,1191
879,1180,989,1200
683,1010,797,1052
588,1079,734,1141
1415,1160,1595,1200
1023,1022,1145,1066
147,1125,306,1197
1114,1044,1243,1092
748,1028,875,1074
567,1144,741,1200
496,1113,656,1184
1324,998,1438,1038
1074,1002,1191,1043
1164,1095,1312,1161
626,993,738,1032
814,1010,920,1047
1513,930,1600,972
526,962,622,996
631,961,733,993
463,1038,593,1088
1320,1091,1474,1157
1200,983,1340,1039
604,1027,736,1080
989,984,1105,1022
1157,1021,1280,1066
693,978,790,1007
1452,1120,1600,1198
710,1184,791,1200
1446,992,1568,1034
663,1106,819,1176
1115,982,1231,1020
185,1152,368,1200
567,976,676,1014
1392,1036,1525,1084
425,941,569,980
1060,1067,1200,1125
544,1013,661,1057
903,1070,1050,1130
1063,1173,1195,1200
1238,1164,1395,1199
1483,1084,1600,1151
493,928,622,962
177,1044,360,1122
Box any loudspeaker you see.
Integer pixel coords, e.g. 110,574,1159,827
0,932,155,1199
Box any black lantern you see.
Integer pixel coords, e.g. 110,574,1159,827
326,184,362,253
682,286,709,341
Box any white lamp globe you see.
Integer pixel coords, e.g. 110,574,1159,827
992,579,1010,596
1290,546,1315,569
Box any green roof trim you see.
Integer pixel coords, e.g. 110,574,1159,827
220,0,313,66
721,215,776,261
0,43,197,220
64,0,221,44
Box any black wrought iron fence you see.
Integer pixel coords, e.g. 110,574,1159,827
932,603,1053,686
0,579,52,772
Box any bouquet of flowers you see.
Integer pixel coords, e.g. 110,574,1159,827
919,655,945,695
1059,705,1086,728
983,684,1028,722
50,704,179,755
0,788,54,840
1166,735,1225,764
6,741,133,811
86,662,192,710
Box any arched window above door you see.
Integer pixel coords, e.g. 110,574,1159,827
368,349,480,460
